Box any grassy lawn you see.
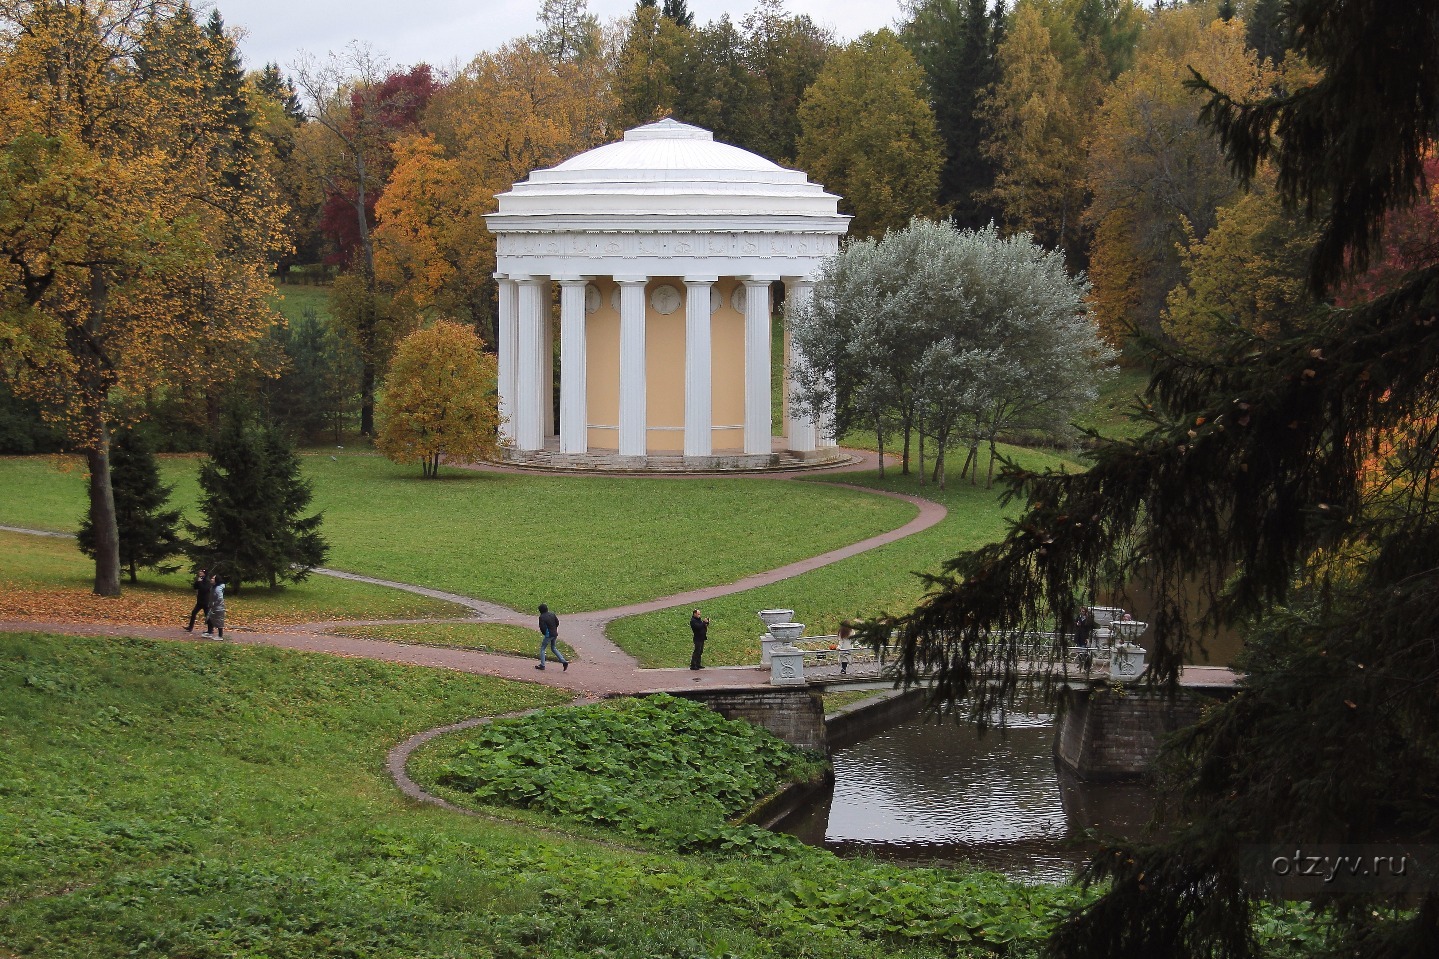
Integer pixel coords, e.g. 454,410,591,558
0,454,916,613
332,621,575,660
0,632,1104,959
270,282,333,324
822,689,890,713
0,531,465,628
606,444,1081,668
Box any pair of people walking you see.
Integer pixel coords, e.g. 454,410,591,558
184,568,226,640
531,605,710,673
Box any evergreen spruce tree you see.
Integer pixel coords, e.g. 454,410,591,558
902,0,1005,226
78,429,184,584
188,411,328,590
887,1,1439,954
1245,0,1289,64
256,63,304,123
662,0,694,28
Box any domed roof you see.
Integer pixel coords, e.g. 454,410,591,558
487,119,848,236
550,118,787,174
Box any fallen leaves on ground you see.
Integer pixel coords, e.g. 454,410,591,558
0,585,317,630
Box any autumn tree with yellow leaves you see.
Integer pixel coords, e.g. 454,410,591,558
375,320,500,479
981,0,1143,261
0,0,287,596
796,29,944,238
291,49,439,435
1085,9,1284,344
374,38,612,345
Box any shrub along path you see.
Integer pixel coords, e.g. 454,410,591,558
0,450,946,698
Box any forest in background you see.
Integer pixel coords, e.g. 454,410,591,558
13,0,1434,458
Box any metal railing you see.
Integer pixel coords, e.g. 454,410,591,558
770,631,1136,684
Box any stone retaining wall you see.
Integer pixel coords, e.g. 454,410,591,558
823,687,926,749
672,686,828,752
1055,684,1213,780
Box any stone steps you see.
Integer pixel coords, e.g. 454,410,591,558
496,447,855,473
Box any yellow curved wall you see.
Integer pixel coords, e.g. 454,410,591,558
581,275,752,454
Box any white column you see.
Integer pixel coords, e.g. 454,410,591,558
617,278,648,457
515,277,547,451
683,276,716,458
743,278,774,455
785,278,818,453
542,282,555,439
557,279,588,454
495,275,517,445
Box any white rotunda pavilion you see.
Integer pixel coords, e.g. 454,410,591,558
486,118,850,469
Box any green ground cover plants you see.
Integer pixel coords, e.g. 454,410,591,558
412,694,824,853
334,621,574,659
0,531,464,624
607,444,1080,667
0,454,915,613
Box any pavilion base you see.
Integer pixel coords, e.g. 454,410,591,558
499,440,853,473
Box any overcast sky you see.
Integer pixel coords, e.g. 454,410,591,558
211,0,907,73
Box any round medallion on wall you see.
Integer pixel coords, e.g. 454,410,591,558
731,285,748,315
584,283,601,314
610,287,622,313
650,283,681,315
709,286,723,315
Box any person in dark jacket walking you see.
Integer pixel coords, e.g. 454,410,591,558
185,568,210,632
536,603,567,671
689,609,709,670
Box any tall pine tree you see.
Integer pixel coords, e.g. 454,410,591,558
77,429,184,583
188,411,328,590
1245,0,1289,63
662,0,694,28
902,0,1006,226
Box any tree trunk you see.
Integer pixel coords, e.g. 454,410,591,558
987,438,998,488
901,412,912,475
360,360,376,436
875,413,885,479
86,433,121,597
918,430,926,486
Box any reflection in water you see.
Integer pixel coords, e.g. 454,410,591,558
777,712,1158,883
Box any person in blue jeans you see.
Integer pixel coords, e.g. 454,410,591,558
536,603,567,671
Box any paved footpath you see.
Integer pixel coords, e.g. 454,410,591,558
1,450,946,699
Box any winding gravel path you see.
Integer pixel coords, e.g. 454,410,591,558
0,449,946,697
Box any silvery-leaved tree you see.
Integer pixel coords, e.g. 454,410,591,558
789,219,1114,488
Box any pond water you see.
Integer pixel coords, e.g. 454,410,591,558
775,709,1160,884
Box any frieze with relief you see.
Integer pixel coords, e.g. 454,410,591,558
496,232,837,261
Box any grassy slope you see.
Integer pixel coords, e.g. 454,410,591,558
1069,365,1152,441
0,455,915,613
607,444,1080,668
0,632,1084,959
0,531,464,626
